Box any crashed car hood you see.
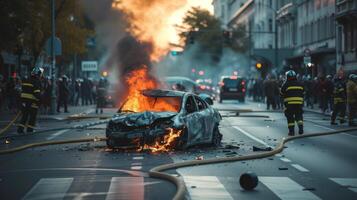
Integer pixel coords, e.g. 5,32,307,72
111,111,177,127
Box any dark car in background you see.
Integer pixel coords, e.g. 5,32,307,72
105,89,222,150
218,76,246,103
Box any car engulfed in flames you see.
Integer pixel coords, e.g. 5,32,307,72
106,89,222,152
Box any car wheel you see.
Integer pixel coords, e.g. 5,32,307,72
106,137,115,149
211,125,222,146
175,128,188,150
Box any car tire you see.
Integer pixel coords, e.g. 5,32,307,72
211,125,222,146
175,128,188,150
106,137,115,149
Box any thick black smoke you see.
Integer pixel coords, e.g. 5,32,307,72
117,35,153,75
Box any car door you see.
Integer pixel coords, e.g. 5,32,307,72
194,96,213,142
182,95,204,145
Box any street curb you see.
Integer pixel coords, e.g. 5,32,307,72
304,108,332,117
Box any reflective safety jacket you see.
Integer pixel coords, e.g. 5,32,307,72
333,81,346,104
21,76,41,109
280,80,304,105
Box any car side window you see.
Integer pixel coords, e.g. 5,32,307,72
194,96,207,111
185,96,198,114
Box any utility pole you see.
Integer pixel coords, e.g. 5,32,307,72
50,0,57,114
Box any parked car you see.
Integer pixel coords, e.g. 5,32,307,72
218,76,246,103
106,89,222,150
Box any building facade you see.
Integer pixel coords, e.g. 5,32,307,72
336,0,357,72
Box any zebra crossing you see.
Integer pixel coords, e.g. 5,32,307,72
17,176,357,200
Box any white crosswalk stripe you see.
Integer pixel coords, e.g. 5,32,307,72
182,176,233,200
259,176,321,200
106,177,144,200
22,178,73,200
330,178,357,193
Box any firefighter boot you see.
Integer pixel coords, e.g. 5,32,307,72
298,125,304,135
288,127,295,136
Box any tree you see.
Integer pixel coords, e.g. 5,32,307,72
0,0,93,65
230,24,249,53
179,7,223,63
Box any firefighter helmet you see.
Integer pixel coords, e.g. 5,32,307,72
31,67,44,77
285,70,297,80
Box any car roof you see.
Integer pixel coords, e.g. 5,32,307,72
142,89,186,97
164,76,197,84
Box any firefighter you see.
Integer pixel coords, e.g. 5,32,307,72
96,77,107,114
17,67,43,133
280,70,304,136
347,74,357,126
330,76,346,125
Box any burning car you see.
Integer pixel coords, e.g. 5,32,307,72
106,89,222,152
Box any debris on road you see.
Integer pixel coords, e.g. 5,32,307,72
278,167,288,170
224,144,240,149
253,146,272,151
303,187,316,191
195,156,204,160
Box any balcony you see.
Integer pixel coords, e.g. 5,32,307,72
336,0,357,20
276,3,296,23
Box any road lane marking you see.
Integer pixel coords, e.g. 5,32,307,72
280,158,291,163
232,126,273,148
22,178,73,200
47,129,68,140
182,176,233,200
291,164,309,172
131,166,142,170
106,177,144,200
313,124,357,138
330,178,357,193
259,176,321,200
133,156,144,160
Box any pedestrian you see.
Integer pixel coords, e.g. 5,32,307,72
264,75,279,110
42,77,52,114
303,75,314,109
317,76,329,113
326,75,334,112
74,79,81,106
280,70,304,136
17,67,43,133
96,77,107,114
346,74,357,126
57,75,69,113
330,76,346,125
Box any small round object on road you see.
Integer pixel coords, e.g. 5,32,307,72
239,172,258,190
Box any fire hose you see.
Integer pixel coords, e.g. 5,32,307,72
1,110,357,199
0,112,21,136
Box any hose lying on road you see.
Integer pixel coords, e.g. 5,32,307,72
0,137,107,155
0,112,21,136
148,127,357,200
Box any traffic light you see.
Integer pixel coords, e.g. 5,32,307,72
170,51,183,56
223,30,231,45
102,71,108,77
256,62,263,69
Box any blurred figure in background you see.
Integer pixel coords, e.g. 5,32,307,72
347,74,357,126
326,75,334,112
330,75,346,125
41,77,52,114
6,77,17,113
263,75,279,110
317,76,329,113
74,79,81,106
303,75,314,109
57,75,69,113
96,77,107,114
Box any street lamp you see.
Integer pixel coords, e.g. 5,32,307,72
49,0,57,114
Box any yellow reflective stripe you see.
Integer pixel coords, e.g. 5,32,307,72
27,125,35,128
287,101,303,104
22,83,33,87
297,120,303,125
31,104,39,109
21,93,38,100
288,123,295,127
34,90,40,93
284,97,303,102
286,86,303,91
18,124,26,128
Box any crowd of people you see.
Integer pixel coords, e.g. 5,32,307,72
0,74,101,114
246,72,357,126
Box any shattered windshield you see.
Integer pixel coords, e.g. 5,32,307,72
120,96,182,113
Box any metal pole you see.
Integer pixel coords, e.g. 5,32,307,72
50,0,57,114
274,16,278,70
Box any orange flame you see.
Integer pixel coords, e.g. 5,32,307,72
120,66,180,113
140,128,183,153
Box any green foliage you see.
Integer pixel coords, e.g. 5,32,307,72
179,7,248,64
0,0,93,63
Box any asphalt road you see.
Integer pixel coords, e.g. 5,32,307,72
0,100,357,200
